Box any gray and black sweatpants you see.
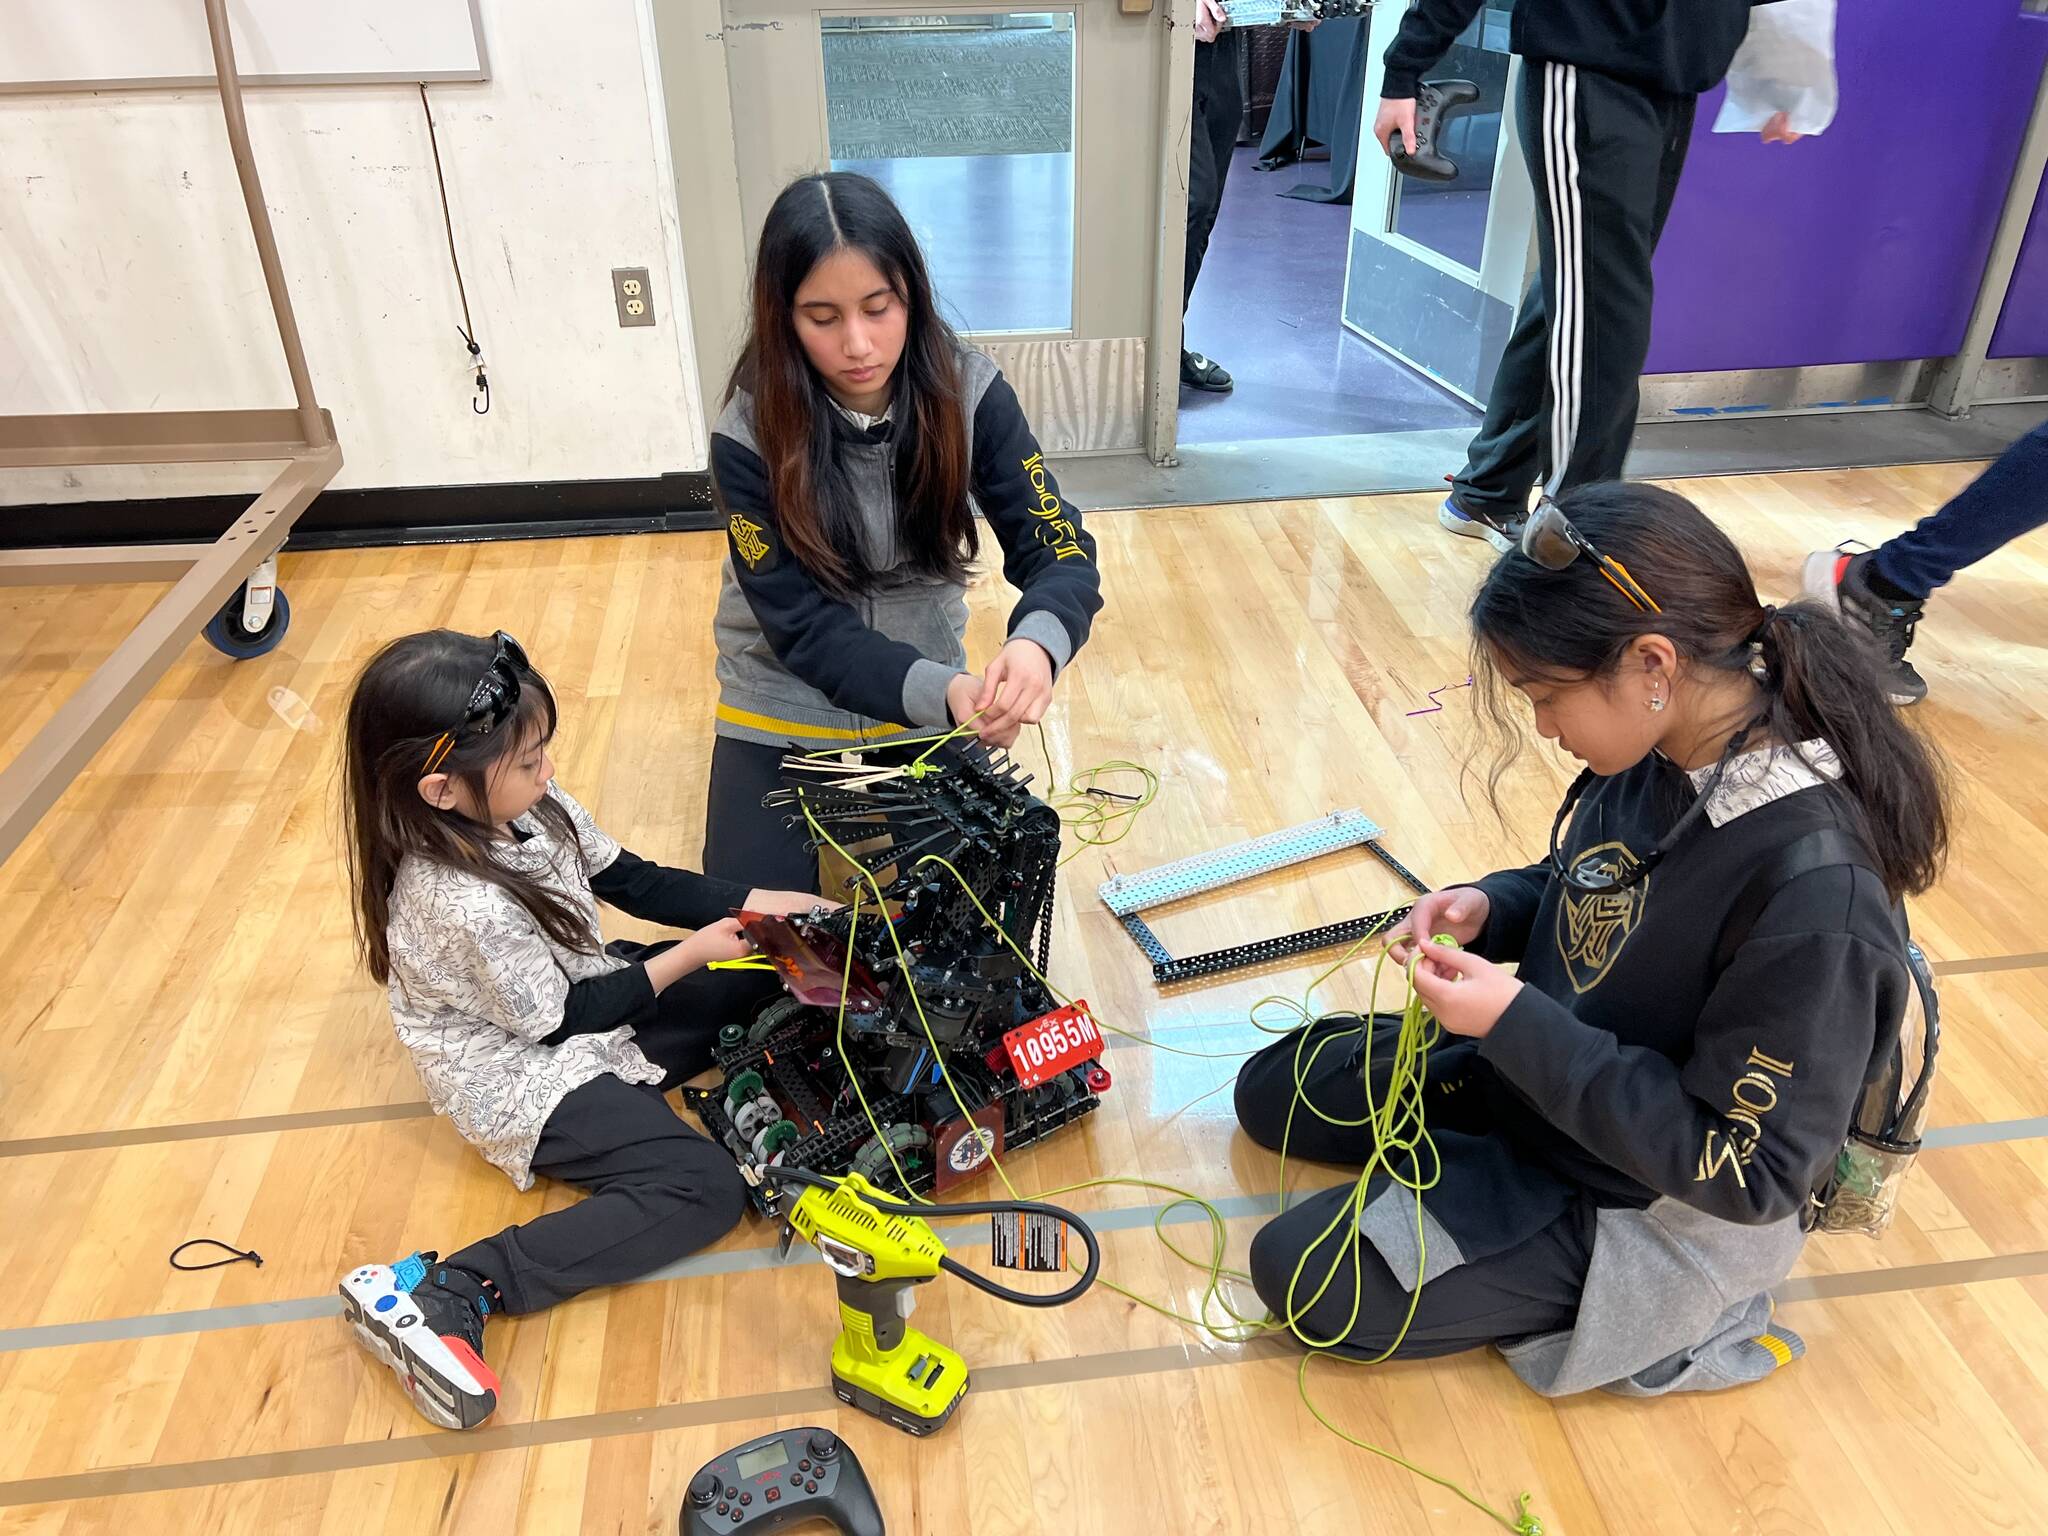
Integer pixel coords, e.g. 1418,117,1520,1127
1453,62,1696,520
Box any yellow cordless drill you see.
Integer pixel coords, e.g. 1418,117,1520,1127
765,1167,1100,1437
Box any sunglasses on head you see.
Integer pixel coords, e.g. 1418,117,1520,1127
1521,498,1661,615
422,631,530,775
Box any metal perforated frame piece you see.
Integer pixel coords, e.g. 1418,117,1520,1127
1101,811,1431,985
1098,810,1383,915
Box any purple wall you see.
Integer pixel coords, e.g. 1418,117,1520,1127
1990,173,2048,359
1644,4,2048,375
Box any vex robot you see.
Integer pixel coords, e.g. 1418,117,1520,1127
685,742,1111,1212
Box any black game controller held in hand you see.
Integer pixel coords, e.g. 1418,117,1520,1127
1389,79,1482,183
681,1427,884,1536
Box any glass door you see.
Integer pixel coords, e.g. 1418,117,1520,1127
820,11,1074,333
1342,1,1533,403
715,2,1170,454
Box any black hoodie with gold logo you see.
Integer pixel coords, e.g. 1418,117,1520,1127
1467,750,1911,1226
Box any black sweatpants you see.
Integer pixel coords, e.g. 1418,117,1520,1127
448,1074,749,1316
1186,29,1245,312
703,735,822,895
1234,1015,1595,1359
703,734,925,900
1453,63,1696,518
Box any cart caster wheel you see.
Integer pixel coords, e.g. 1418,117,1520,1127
204,587,291,660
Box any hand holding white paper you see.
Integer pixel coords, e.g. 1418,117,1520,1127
1714,0,1839,138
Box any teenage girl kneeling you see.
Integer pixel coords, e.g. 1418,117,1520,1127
1235,483,1950,1395
704,171,1103,891
336,629,823,1429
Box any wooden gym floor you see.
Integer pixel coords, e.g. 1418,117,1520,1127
3,464,2047,1534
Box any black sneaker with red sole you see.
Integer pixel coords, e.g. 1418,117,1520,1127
1801,547,1929,705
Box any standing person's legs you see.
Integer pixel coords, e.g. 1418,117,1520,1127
1644,86,1696,246
1532,67,1677,496
1449,67,1678,534
703,734,819,894
1802,417,2048,705
1445,278,1551,543
1872,418,2048,598
1184,32,1244,309
1444,64,1564,541
1183,30,1244,392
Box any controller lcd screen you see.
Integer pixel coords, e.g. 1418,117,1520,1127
737,1441,790,1479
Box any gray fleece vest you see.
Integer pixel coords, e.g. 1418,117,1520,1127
710,351,1003,749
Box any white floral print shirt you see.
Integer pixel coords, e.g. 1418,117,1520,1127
384,784,661,1188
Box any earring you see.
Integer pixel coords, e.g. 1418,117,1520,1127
1648,689,1666,714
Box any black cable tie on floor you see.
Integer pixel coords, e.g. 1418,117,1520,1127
168,1238,263,1272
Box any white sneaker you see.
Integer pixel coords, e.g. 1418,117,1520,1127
1438,495,1518,555
340,1252,501,1429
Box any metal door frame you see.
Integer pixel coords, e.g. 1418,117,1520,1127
656,0,1194,461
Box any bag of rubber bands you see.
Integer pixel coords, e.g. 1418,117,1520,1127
1808,939,1939,1237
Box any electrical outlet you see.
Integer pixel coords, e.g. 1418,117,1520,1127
612,267,657,328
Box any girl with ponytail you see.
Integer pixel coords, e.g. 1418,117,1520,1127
1232,481,1950,1396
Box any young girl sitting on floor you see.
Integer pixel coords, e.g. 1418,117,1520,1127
1236,482,1948,1395
336,628,819,1429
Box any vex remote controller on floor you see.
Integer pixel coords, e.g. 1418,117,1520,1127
680,1428,884,1536
1390,79,1481,183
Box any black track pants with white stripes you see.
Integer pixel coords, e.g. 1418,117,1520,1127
1452,63,1695,518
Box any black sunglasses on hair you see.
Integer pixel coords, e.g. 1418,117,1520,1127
1521,498,1662,615
422,631,530,774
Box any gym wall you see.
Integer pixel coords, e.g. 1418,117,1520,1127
0,1,713,543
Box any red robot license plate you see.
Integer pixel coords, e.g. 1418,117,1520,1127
1002,1002,1105,1088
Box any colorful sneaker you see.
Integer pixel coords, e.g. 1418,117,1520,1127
1437,486,1519,555
1801,547,1929,705
340,1252,501,1429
